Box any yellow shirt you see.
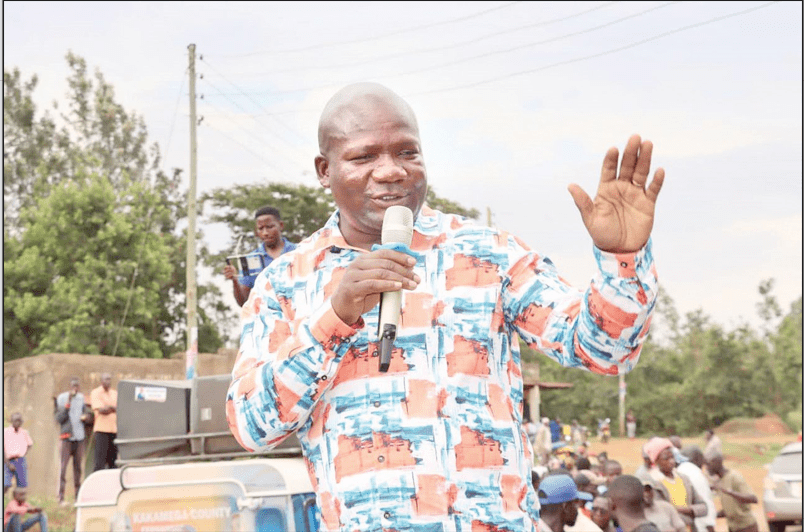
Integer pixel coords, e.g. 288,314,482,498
662,474,688,507
90,385,118,434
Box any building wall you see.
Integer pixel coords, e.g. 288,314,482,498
2,351,237,499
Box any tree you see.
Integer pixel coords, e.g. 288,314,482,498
3,53,228,359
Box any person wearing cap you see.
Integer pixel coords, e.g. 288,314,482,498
608,475,661,532
537,473,594,532
641,437,707,531
641,476,686,532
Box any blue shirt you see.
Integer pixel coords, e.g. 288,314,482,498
237,238,296,289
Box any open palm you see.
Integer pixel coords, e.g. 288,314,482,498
568,134,665,254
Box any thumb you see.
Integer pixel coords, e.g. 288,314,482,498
567,184,594,225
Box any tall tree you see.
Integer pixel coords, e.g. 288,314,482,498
3,53,227,359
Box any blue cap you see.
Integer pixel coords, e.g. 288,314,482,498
538,474,594,505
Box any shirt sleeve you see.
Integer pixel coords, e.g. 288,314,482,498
504,237,657,375
226,270,363,452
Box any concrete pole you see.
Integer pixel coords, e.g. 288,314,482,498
187,44,200,451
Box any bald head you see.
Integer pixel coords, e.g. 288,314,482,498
317,82,419,156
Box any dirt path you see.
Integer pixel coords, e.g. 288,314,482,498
585,434,801,532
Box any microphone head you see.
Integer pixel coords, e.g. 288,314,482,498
381,205,414,246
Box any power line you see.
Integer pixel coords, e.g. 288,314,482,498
380,1,680,82
217,1,523,57
219,1,620,78
201,58,309,145
162,68,187,163
201,1,678,98
406,0,780,96
199,75,313,165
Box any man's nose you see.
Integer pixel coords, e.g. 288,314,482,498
371,154,405,181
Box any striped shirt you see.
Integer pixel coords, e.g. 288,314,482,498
227,206,658,531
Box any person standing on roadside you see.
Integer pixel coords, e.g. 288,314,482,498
55,377,89,505
707,453,759,532
3,414,33,496
703,430,722,462
89,372,118,470
626,410,637,439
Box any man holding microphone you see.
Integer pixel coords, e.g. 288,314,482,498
227,82,665,531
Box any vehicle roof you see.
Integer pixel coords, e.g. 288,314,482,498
779,441,802,454
76,457,313,507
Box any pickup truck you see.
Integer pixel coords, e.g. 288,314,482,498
74,376,319,532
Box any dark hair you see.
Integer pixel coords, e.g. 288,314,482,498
255,205,281,220
576,457,591,470
608,475,644,512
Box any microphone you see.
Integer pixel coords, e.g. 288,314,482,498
378,205,414,372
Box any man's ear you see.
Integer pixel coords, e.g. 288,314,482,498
315,155,330,188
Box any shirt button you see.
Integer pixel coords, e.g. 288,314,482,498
377,455,385,463
320,375,327,381
384,512,391,519
620,261,628,268
373,401,381,408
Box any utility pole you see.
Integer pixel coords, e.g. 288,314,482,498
186,44,199,450
618,373,626,437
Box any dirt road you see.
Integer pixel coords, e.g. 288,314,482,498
585,434,801,532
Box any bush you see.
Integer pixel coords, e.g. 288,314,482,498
785,410,802,433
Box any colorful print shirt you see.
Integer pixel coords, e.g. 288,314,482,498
226,206,658,532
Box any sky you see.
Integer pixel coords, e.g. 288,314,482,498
4,1,802,339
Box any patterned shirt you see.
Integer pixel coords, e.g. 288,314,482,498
226,207,658,532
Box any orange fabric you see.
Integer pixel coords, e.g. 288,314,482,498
90,386,118,433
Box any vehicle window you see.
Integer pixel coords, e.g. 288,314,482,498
255,507,286,532
771,451,803,474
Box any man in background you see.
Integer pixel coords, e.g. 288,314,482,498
54,377,89,505
679,445,717,532
222,205,296,306
90,372,118,470
707,453,759,532
608,475,661,532
538,474,594,532
703,430,722,462
3,413,33,496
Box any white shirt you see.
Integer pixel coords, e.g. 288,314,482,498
677,461,716,530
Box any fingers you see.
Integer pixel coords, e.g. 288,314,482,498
599,147,619,183
568,184,594,226
617,134,642,184
645,167,665,203
631,139,653,188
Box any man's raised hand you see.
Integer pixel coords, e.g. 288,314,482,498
568,134,665,254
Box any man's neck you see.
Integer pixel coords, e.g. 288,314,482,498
542,514,564,532
616,512,647,532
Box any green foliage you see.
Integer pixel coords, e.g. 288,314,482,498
3,53,228,360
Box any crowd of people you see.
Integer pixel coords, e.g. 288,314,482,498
529,427,762,532
3,373,119,531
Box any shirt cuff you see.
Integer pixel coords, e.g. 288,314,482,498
309,301,364,352
594,238,653,279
